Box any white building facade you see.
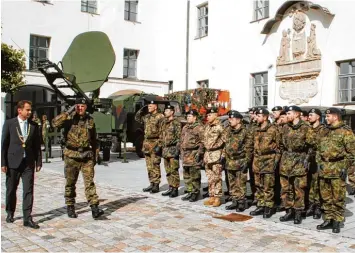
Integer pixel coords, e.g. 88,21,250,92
2,0,355,113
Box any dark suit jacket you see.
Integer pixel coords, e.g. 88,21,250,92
1,117,42,169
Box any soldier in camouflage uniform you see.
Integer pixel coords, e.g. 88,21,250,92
279,106,311,224
249,109,280,218
52,98,104,219
202,108,225,207
222,110,253,211
247,107,258,205
349,167,355,196
305,108,327,219
180,110,204,202
159,104,181,198
279,110,288,125
315,108,355,233
135,101,164,194
301,110,309,123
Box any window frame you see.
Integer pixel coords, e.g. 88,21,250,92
123,49,139,79
29,34,51,71
252,0,269,22
337,60,355,104
124,0,138,22
81,0,98,14
197,3,208,39
251,72,268,107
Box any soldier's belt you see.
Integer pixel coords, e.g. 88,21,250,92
146,137,159,140
182,146,199,151
254,150,276,156
321,157,344,162
286,150,305,153
66,146,92,152
164,143,177,147
206,147,223,152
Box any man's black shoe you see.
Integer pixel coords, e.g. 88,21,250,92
250,206,264,216
67,205,78,218
317,220,333,230
182,193,192,201
305,203,315,217
263,207,273,218
150,184,159,194
6,213,14,223
143,184,153,192
162,187,173,196
169,188,178,198
237,200,248,212
313,205,322,219
23,219,40,229
189,193,199,202
280,209,294,222
91,204,104,219
332,221,340,233
294,210,302,224
348,188,355,195
225,200,238,210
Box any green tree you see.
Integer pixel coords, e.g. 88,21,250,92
1,42,26,93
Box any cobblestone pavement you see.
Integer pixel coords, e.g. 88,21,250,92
2,166,355,252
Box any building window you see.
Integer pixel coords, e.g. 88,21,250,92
81,0,97,14
197,80,209,88
252,72,268,107
197,4,208,38
125,0,138,22
123,49,138,78
338,60,355,103
253,0,269,21
29,35,50,70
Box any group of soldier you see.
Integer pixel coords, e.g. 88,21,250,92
136,101,355,234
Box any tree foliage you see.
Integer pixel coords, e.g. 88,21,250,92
1,42,26,93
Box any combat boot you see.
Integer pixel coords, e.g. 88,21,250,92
332,221,340,233
280,208,294,222
150,183,159,194
181,193,192,201
169,188,178,198
317,220,333,230
189,193,199,202
313,204,322,219
212,197,222,207
67,205,78,218
225,200,238,210
349,188,355,195
90,204,104,219
203,197,215,206
143,183,153,192
305,202,315,217
162,187,173,196
276,203,285,212
263,207,273,219
237,199,248,212
250,206,264,216
294,210,302,224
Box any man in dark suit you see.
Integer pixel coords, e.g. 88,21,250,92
1,100,42,229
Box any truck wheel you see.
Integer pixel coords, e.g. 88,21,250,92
103,147,111,161
135,134,145,158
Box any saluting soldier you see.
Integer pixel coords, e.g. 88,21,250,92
315,108,355,233
202,108,225,207
249,108,280,218
159,104,181,198
279,106,311,224
52,98,104,219
180,109,204,202
222,110,253,212
135,101,164,194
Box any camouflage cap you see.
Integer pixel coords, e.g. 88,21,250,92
75,98,88,105
187,109,198,116
164,104,175,110
325,107,342,115
309,108,322,116
287,105,302,112
206,107,218,114
255,108,269,115
301,110,309,117
228,110,243,119
272,106,283,111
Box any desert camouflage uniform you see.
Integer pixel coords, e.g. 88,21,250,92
279,120,311,210
203,118,224,197
52,112,99,205
180,122,204,194
160,118,181,188
222,124,253,201
135,110,164,185
252,122,280,208
316,122,355,222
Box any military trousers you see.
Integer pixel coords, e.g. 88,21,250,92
348,166,355,189
205,163,223,197
64,157,99,206
280,175,307,210
319,177,346,222
254,172,275,208
163,158,180,188
145,152,161,184
183,166,201,194
227,170,247,201
308,172,320,205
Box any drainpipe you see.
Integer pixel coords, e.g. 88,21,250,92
185,0,190,90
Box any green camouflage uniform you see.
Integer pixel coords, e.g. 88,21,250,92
135,110,164,184
159,118,181,188
52,112,99,205
222,124,253,201
252,122,280,208
279,120,311,210
180,122,204,194
203,118,224,197
315,122,355,222
247,121,259,198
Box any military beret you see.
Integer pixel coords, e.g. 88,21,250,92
280,110,286,116
75,98,88,105
287,105,302,112
206,107,218,114
283,106,289,112
272,106,283,111
325,107,342,115
148,100,157,105
301,110,309,117
248,107,256,113
309,108,322,117
228,110,243,119
255,108,269,115
164,104,175,110
187,109,198,116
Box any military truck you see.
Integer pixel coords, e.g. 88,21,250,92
37,31,116,162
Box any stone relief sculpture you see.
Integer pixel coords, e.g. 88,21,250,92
306,24,321,60
292,11,306,61
277,29,291,65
